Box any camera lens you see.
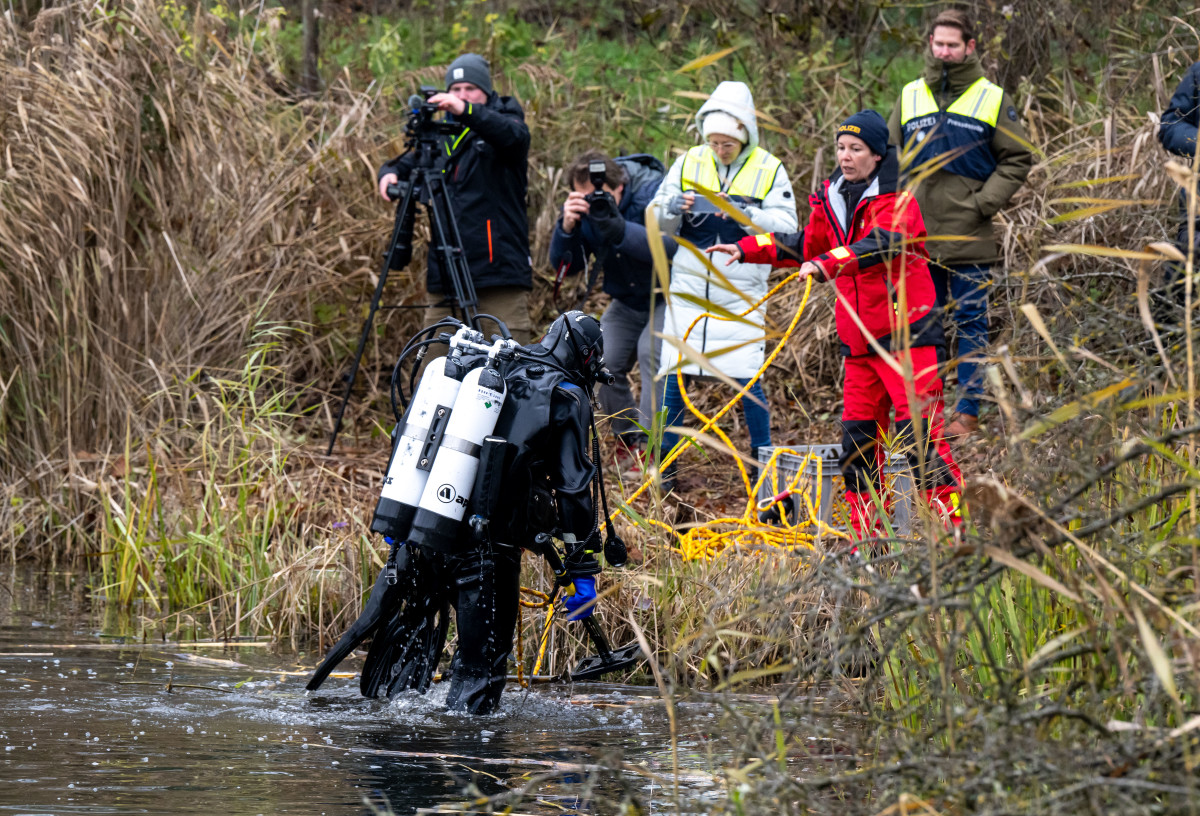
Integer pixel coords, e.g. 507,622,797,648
586,191,614,219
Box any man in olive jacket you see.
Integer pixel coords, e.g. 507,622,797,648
379,54,533,342
888,9,1032,439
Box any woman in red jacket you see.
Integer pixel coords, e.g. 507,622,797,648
708,110,961,540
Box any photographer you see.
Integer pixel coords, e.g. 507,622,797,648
549,151,671,476
378,54,533,342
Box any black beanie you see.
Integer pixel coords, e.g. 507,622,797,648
837,109,889,157
445,53,493,95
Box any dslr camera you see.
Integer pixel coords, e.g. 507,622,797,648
584,160,618,221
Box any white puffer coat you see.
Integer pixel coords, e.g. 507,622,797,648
650,81,798,378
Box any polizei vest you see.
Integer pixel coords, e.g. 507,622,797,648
679,144,782,245
898,76,1005,182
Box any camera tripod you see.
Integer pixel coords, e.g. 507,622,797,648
327,95,486,455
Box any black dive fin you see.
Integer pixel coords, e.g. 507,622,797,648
306,548,410,692
566,616,644,682
360,596,450,698
568,641,644,682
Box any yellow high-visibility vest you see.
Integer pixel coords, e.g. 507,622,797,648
680,144,782,201
898,76,1005,181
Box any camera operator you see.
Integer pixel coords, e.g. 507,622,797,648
550,151,673,477
378,54,533,342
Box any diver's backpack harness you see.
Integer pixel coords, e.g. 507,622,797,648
308,318,639,692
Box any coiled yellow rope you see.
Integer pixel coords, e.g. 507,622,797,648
614,268,850,559
514,263,845,685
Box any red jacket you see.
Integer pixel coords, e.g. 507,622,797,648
737,147,942,357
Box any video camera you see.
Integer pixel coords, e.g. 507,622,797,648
384,86,469,209
584,159,618,221
404,85,464,145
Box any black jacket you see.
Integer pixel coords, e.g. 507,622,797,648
1160,61,1200,159
379,94,532,293
548,154,672,309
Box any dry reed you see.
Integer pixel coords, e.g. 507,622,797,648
2,2,1200,812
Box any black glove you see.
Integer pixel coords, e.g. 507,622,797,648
587,193,626,245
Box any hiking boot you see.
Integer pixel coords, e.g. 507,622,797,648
945,412,979,440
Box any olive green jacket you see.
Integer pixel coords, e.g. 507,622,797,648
887,52,1032,266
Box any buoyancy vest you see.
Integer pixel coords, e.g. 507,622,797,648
679,144,783,246
898,76,1005,182
478,356,594,546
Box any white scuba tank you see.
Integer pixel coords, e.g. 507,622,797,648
369,355,469,540
407,360,507,550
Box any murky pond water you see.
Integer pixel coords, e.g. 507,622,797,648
0,573,734,815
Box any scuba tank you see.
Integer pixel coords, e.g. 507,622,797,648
407,345,510,551
369,326,480,540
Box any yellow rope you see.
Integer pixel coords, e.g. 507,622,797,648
611,267,859,560
519,586,551,608
531,597,557,677
515,586,553,688
514,269,830,681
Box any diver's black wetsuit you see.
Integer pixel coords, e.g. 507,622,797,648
309,324,606,715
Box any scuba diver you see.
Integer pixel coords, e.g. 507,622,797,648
308,311,627,714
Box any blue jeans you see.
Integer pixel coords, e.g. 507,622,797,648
931,263,990,418
659,374,772,458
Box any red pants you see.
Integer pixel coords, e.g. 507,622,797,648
840,346,962,537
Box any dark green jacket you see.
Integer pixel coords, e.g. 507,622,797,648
888,52,1032,266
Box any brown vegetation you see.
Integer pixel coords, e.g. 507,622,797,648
3,1,1200,811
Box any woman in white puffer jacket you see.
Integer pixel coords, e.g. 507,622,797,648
649,81,798,483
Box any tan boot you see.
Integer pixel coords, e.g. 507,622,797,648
945,412,979,439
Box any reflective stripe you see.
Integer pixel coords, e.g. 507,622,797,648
680,145,782,200
899,77,1004,128
755,233,772,246
949,78,1004,126
900,79,939,121
444,127,471,157
830,246,851,260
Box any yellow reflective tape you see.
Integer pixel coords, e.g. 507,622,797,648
681,145,719,192
755,233,772,247
830,246,851,260
900,79,938,122
947,78,1003,127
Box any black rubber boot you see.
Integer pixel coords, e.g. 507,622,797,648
443,546,522,714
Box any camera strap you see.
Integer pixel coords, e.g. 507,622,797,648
574,243,611,312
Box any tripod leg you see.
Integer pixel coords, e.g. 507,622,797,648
327,184,420,455
425,174,480,331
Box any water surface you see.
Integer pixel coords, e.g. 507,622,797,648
0,572,729,815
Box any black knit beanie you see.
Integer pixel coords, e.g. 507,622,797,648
837,109,889,157
445,53,493,95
